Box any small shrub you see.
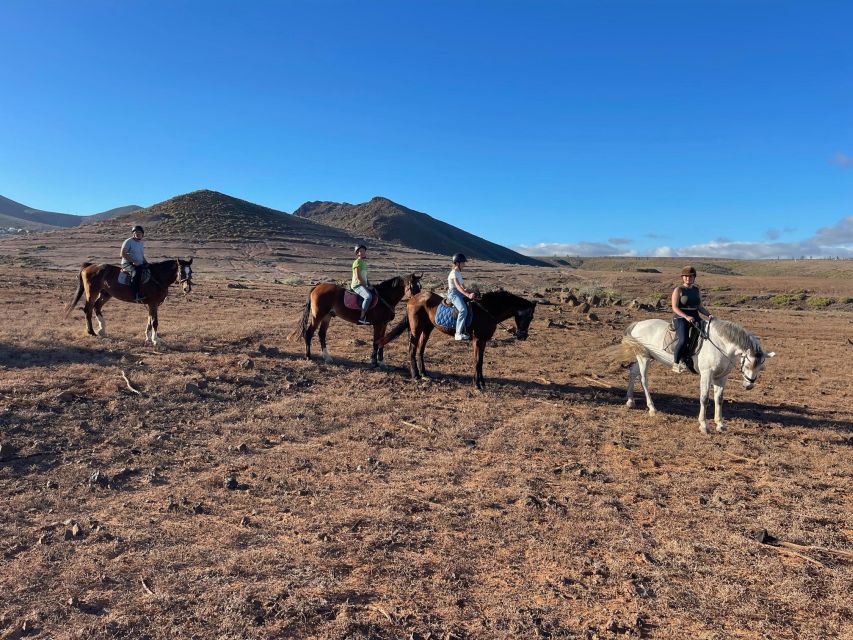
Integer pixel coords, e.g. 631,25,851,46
806,296,835,308
278,276,304,286
769,291,807,305
734,295,752,305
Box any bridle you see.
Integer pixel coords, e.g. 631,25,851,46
177,260,193,292
699,320,760,384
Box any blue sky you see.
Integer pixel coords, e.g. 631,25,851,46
1,0,851,257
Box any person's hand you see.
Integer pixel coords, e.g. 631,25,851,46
707,314,714,321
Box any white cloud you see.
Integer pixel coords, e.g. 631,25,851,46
514,241,638,257
516,216,853,259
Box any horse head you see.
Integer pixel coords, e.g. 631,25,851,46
406,273,423,298
740,343,775,390
178,258,194,294
513,300,536,341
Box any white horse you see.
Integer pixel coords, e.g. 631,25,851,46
622,319,775,434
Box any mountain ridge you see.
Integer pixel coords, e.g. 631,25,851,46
293,196,546,266
0,194,142,230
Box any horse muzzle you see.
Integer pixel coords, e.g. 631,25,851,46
182,281,193,294
742,380,754,390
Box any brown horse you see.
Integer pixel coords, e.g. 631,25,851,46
289,273,422,366
382,289,536,389
64,258,193,347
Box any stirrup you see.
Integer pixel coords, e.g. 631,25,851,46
358,317,371,325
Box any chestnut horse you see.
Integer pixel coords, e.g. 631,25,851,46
382,289,536,389
64,258,193,347
289,273,421,366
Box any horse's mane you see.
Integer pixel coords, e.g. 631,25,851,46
479,289,531,308
713,319,758,353
375,275,403,292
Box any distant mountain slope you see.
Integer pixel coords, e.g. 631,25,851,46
0,195,141,228
293,197,547,266
97,189,364,244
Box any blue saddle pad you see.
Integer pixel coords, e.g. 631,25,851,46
435,303,473,330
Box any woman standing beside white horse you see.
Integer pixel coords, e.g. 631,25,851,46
622,317,774,434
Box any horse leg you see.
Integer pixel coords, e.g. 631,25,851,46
713,377,728,432
149,306,161,348
318,315,333,364
84,299,97,336
472,338,486,390
636,355,656,415
408,326,421,379
626,361,638,408
697,371,712,434
417,326,432,377
371,323,385,368
304,311,320,361
93,293,111,337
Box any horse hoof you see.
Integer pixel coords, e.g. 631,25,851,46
626,399,636,409
716,423,727,433
647,408,657,417
699,423,709,434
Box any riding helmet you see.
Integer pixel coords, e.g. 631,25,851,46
452,253,468,264
132,225,145,234
681,265,696,277
354,244,367,254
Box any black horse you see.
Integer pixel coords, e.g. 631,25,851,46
382,289,536,389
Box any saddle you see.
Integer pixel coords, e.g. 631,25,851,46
436,300,473,330
118,268,152,286
663,320,705,361
343,289,379,311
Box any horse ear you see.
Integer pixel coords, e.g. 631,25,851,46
187,257,193,264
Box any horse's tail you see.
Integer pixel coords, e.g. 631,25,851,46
380,316,410,346
63,262,93,318
620,335,650,359
287,290,315,341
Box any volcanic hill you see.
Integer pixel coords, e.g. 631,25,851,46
293,196,546,266
0,194,141,230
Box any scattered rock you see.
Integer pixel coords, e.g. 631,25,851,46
55,390,76,403
224,475,239,490
462,438,477,448
241,515,251,527
577,302,591,314
227,282,248,289
184,382,202,395
192,502,205,514
239,358,254,370
589,294,601,307
755,528,778,545
45,479,58,490
351,338,368,347
89,470,109,488
67,596,79,608
587,313,599,322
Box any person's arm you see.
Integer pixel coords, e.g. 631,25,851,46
121,242,140,266
355,265,368,287
453,274,474,299
671,287,693,321
698,301,713,320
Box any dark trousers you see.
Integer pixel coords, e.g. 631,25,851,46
673,314,699,364
131,265,146,299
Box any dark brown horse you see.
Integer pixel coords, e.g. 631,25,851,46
289,273,422,367
64,259,193,347
382,289,536,389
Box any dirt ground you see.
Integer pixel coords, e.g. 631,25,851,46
1,258,851,640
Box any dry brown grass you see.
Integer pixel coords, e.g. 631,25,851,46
1,258,851,640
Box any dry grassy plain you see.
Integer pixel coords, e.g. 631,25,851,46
1,244,852,639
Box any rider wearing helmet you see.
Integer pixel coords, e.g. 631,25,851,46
351,244,373,325
447,253,476,341
121,225,147,301
671,265,714,372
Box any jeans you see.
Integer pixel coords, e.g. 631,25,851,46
449,290,468,335
353,285,373,314
673,313,699,364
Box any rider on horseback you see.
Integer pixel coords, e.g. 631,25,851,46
121,225,147,302
352,244,373,325
448,253,476,341
671,265,714,373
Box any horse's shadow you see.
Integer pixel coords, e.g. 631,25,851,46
0,343,124,368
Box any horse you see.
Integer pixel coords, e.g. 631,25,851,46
289,273,422,367
382,289,536,390
621,318,775,433
64,258,194,347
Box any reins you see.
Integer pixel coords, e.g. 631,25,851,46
698,320,757,383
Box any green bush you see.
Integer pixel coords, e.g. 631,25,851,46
769,291,807,305
806,296,835,308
